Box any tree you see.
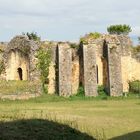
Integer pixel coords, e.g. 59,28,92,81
107,24,132,35
36,47,51,93
22,32,41,41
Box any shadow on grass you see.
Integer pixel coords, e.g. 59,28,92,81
110,131,140,140
0,119,95,140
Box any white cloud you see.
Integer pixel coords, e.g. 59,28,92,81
0,0,140,43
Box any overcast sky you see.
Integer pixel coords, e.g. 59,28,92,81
0,0,140,44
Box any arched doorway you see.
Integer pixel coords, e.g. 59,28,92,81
17,68,23,80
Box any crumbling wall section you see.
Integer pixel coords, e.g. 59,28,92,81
105,36,123,96
71,48,80,94
83,44,98,96
47,42,57,94
58,43,72,96
121,54,140,92
0,42,8,80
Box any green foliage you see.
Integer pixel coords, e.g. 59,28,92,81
80,32,101,44
97,85,107,99
0,60,4,75
22,32,41,41
36,47,51,94
129,80,140,94
76,86,85,96
97,85,105,94
70,43,79,49
132,45,140,53
107,24,132,35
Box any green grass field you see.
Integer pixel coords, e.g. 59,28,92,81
0,93,140,140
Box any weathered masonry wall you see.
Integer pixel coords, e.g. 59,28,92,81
58,43,72,96
106,41,123,96
48,45,57,94
6,50,29,80
83,44,98,96
0,35,140,97
71,48,80,94
121,55,140,92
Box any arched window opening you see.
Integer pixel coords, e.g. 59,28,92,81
17,68,23,80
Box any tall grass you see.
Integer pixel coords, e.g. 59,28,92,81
0,80,41,95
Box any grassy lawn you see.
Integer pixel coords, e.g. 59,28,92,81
0,94,140,140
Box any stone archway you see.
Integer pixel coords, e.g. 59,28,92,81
17,68,23,80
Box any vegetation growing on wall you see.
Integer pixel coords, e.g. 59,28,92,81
0,60,4,75
0,49,4,75
70,43,79,49
80,32,101,44
107,24,132,35
22,32,41,41
36,47,51,94
132,45,140,53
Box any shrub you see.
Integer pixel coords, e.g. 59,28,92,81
132,45,140,53
22,32,41,41
97,85,107,96
76,86,85,96
80,32,101,44
70,43,79,49
107,24,132,35
129,80,140,93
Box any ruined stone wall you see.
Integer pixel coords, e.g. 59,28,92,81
103,35,123,96
117,35,140,93
71,48,80,94
47,43,57,94
58,43,72,96
83,44,98,96
6,50,29,80
121,55,140,92
95,40,104,85
0,34,140,97
0,42,8,80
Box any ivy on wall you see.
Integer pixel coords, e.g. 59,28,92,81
36,47,51,94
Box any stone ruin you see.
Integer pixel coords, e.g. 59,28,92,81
0,34,140,97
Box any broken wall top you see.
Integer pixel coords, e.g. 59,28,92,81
6,35,39,55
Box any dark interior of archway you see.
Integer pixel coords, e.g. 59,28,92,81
18,68,23,80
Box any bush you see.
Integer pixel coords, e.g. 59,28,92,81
97,85,107,96
22,32,41,41
129,80,140,93
107,24,132,35
76,86,85,96
70,43,79,49
80,32,101,44
132,45,140,53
